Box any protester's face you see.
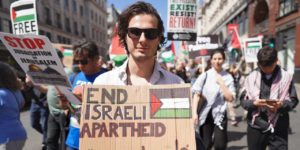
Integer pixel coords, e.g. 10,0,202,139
126,14,161,61
211,53,224,71
259,62,277,74
74,55,98,75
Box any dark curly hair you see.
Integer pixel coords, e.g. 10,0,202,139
257,46,278,67
118,1,166,53
0,62,21,91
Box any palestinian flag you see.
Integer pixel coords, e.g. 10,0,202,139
109,24,127,66
224,24,241,52
11,4,35,23
150,88,191,119
245,41,261,49
180,41,188,55
160,41,175,62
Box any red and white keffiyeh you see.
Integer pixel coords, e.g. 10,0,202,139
243,68,292,127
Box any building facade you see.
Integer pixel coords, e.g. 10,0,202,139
199,0,300,81
248,0,300,80
200,0,249,43
0,0,108,58
106,4,119,55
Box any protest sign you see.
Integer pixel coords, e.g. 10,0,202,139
80,84,196,150
0,32,71,87
167,0,197,41
188,35,219,59
10,0,38,35
243,37,262,63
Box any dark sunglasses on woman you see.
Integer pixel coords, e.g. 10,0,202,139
127,27,160,40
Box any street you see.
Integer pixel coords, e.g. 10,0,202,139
20,84,300,150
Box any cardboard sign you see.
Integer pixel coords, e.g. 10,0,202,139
167,0,197,41
243,37,262,63
188,35,219,58
10,0,38,35
80,84,196,150
0,32,71,87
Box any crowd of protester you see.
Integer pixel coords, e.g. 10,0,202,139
0,2,298,150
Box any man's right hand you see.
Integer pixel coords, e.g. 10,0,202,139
253,99,267,107
253,99,276,110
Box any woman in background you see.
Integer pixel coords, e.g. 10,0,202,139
0,62,27,150
192,49,235,150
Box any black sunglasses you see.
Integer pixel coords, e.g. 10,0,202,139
73,59,88,65
127,27,160,40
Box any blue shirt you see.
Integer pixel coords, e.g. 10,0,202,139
0,88,27,144
66,69,107,149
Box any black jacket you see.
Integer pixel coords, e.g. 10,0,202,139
240,66,298,130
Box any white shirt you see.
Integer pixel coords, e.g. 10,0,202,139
192,68,235,126
94,60,183,85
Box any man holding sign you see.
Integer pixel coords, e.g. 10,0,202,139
94,1,182,85
90,2,191,150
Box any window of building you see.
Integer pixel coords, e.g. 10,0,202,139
80,6,84,16
92,28,95,39
254,0,269,24
0,0,2,8
54,0,59,5
8,20,12,33
64,0,69,9
57,35,62,43
72,0,77,13
238,11,248,35
91,10,94,20
81,25,85,37
66,38,71,44
39,30,45,35
73,21,78,35
0,18,2,31
95,13,98,23
56,13,61,28
46,32,52,41
279,0,297,17
45,7,52,25
65,17,70,32
99,16,101,25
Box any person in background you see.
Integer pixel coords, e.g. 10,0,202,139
192,49,235,150
46,50,72,150
0,62,27,150
25,75,48,150
175,62,189,83
186,59,197,83
240,46,298,150
64,41,107,150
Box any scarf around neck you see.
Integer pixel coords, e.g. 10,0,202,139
243,66,292,127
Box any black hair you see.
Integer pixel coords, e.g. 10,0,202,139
257,46,277,67
0,62,21,91
74,41,99,59
210,48,226,60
